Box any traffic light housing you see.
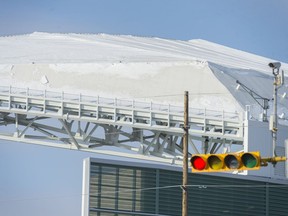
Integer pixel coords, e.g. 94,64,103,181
190,152,261,172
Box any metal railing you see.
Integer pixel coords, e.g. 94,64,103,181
0,85,241,121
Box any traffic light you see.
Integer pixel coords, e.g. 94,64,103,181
190,152,261,172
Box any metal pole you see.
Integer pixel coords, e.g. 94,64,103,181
272,75,278,158
268,62,284,164
182,91,189,216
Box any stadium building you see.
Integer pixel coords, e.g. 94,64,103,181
0,32,287,215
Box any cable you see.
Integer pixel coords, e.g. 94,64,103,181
1,183,287,204
87,183,288,197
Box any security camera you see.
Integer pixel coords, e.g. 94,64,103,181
268,62,281,70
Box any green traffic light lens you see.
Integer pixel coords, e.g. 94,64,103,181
224,155,240,169
242,153,257,168
208,155,223,170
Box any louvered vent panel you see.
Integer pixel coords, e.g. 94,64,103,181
187,174,266,216
88,161,288,216
269,184,288,216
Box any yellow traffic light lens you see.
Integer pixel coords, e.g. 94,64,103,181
208,155,223,170
224,155,240,169
242,153,257,168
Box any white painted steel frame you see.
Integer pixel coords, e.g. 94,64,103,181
0,86,244,164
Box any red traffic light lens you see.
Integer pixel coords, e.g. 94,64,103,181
191,156,206,170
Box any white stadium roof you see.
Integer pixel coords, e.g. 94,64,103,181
0,32,287,121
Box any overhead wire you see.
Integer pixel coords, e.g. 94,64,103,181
1,184,288,204
88,183,288,197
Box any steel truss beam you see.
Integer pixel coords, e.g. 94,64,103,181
0,86,244,164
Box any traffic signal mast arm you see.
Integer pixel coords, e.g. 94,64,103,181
260,156,287,167
190,152,287,173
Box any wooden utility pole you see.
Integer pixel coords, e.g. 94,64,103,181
182,91,189,216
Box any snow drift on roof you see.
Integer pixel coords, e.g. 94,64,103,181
0,32,287,73
0,32,287,122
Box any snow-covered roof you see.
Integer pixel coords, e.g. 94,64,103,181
1,32,287,72
0,32,287,121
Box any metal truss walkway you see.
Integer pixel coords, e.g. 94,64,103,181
0,86,244,165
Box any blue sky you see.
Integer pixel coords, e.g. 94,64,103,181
0,0,288,62
0,1,288,216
